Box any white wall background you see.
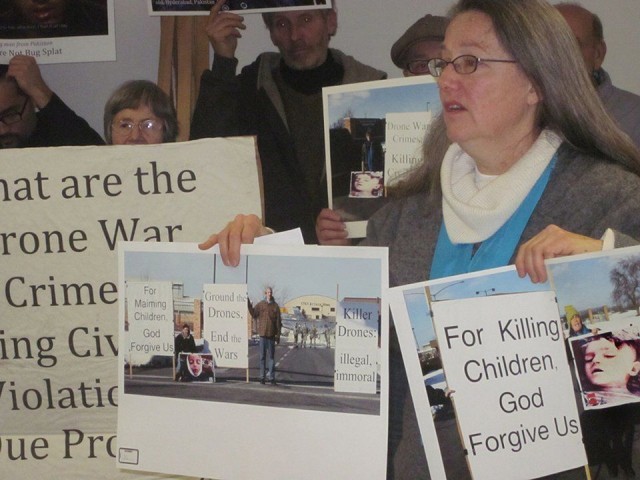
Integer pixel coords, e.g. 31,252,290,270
38,0,640,139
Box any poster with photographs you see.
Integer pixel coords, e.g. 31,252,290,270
117,241,388,480
547,246,640,410
148,0,331,16
0,0,115,64
323,75,440,238
389,266,588,479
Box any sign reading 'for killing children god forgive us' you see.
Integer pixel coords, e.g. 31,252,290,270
431,291,587,480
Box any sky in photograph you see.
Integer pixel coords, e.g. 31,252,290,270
403,268,550,348
326,81,441,127
124,249,383,305
548,249,640,312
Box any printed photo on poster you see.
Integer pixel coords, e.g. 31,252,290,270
570,330,640,408
0,0,108,38
389,267,589,479
178,352,215,382
117,242,389,480
547,245,640,410
546,246,640,478
323,76,439,238
0,0,115,64
148,0,331,16
349,171,383,198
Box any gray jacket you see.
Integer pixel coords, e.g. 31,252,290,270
364,143,640,479
598,69,640,149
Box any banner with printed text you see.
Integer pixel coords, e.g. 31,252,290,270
0,137,262,478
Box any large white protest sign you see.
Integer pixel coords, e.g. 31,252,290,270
118,242,389,480
202,283,249,369
431,291,586,480
1,138,261,479
388,266,592,479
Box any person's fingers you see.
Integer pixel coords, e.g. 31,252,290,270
209,0,226,18
199,214,266,267
515,225,603,283
198,233,219,250
316,208,348,245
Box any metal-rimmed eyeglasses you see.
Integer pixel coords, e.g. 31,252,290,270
427,55,517,77
406,59,433,76
0,97,29,126
113,119,163,136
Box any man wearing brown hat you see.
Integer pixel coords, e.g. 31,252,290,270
390,14,448,77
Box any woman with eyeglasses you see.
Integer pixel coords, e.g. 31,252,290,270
103,80,178,145
198,0,640,477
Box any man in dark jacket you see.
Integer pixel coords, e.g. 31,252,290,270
190,0,385,242
0,55,104,149
248,287,282,384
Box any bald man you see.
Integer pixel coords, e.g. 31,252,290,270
556,3,640,148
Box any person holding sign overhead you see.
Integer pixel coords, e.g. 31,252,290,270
199,0,640,477
0,56,103,149
190,0,385,243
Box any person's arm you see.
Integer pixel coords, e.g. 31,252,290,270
275,307,282,343
247,297,256,318
8,55,53,109
8,55,103,146
205,0,245,60
34,94,104,146
187,336,197,352
190,1,248,140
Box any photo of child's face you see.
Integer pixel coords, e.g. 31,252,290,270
354,173,380,193
584,338,640,390
187,354,203,377
350,171,383,198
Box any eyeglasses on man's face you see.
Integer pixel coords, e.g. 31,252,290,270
113,119,163,137
427,55,517,77
0,96,30,126
406,59,433,76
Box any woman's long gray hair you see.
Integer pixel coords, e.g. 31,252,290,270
392,0,640,199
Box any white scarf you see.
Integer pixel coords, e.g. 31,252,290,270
441,129,562,244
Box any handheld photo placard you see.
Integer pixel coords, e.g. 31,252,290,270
389,266,588,479
323,76,440,238
118,242,389,480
